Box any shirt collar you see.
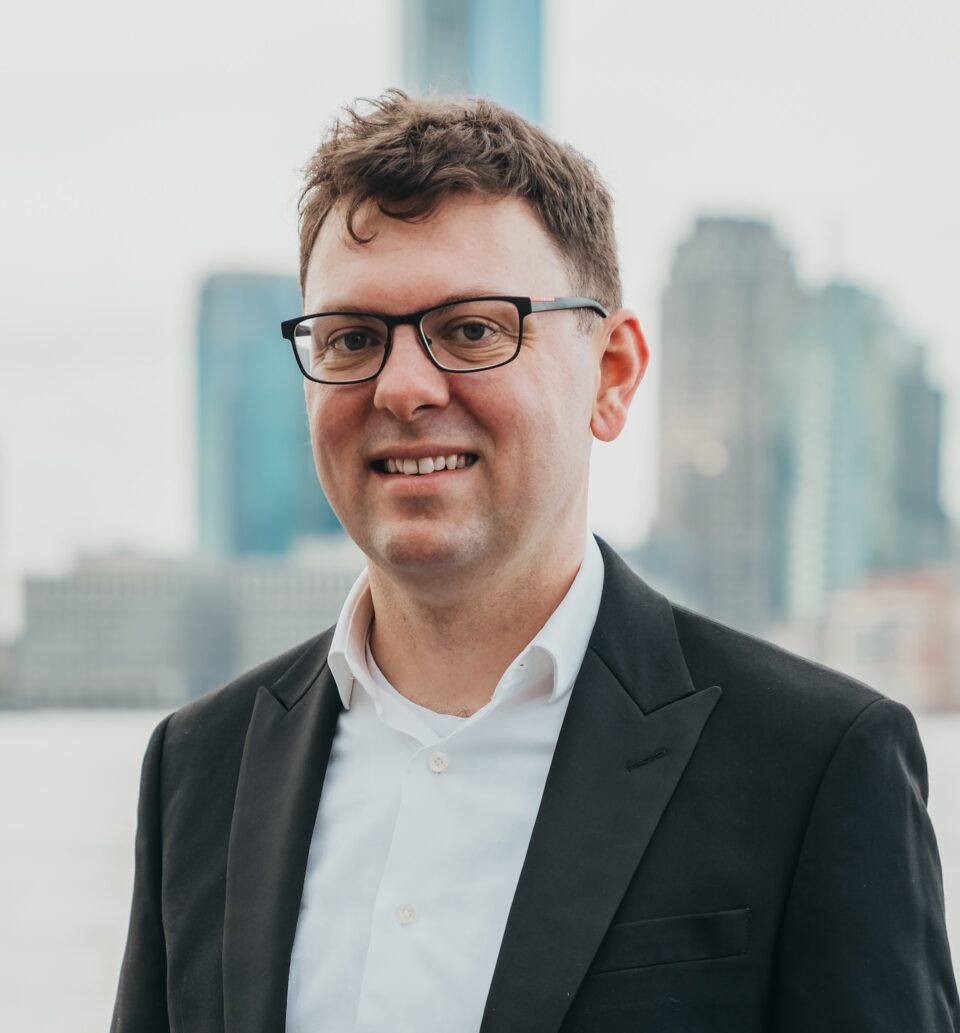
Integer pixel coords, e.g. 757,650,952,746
327,569,375,710
327,532,605,710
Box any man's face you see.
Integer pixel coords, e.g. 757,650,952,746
302,194,606,584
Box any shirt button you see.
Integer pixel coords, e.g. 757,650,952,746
427,751,449,774
395,903,417,925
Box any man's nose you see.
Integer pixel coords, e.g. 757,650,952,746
372,324,450,421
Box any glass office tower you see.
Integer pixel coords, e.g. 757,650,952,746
650,217,803,633
197,272,340,556
403,0,542,122
782,282,949,619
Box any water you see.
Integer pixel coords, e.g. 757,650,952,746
2,710,958,1032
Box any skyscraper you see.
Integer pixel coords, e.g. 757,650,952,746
893,343,950,569
782,282,949,619
403,0,542,122
197,272,340,556
647,221,949,636
648,218,802,632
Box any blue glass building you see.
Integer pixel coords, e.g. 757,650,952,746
403,0,543,122
782,282,949,618
197,272,340,556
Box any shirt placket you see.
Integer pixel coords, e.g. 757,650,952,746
352,716,470,1031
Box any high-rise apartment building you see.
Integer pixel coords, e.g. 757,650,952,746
403,0,542,121
197,273,340,557
648,218,802,632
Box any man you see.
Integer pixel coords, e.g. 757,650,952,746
113,91,959,1032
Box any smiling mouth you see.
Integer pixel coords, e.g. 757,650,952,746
371,453,479,475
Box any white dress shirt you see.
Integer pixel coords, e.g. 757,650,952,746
285,534,604,1033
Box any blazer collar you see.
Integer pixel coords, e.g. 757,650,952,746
589,536,698,712
222,628,341,1033
478,538,722,1033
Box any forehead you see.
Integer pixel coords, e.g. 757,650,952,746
302,194,572,313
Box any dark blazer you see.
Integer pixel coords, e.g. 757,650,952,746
112,539,959,1032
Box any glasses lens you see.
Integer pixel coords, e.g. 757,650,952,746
421,299,521,370
293,314,389,382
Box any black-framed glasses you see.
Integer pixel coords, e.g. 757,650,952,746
279,295,608,385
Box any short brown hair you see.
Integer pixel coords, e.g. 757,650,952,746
297,89,622,310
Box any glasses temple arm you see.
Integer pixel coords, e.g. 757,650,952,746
529,296,609,318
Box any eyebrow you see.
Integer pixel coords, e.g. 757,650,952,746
304,287,514,314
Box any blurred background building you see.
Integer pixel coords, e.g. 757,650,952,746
642,218,803,631
781,283,949,621
13,554,232,708
777,565,960,713
197,272,341,557
404,0,542,120
637,217,954,708
8,542,362,708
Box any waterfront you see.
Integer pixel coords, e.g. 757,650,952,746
1,709,958,1032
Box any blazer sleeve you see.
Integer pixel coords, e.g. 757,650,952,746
111,715,172,1033
768,697,960,1032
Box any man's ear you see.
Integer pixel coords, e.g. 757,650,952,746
590,309,649,442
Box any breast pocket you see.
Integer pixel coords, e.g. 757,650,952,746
587,907,750,974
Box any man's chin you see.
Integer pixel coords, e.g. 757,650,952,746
367,524,486,575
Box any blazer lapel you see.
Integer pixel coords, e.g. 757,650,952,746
222,631,342,1033
480,541,722,1033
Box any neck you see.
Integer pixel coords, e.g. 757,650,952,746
366,532,587,717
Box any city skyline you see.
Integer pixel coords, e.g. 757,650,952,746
0,203,953,638
644,216,948,635
2,0,958,637
3,210,952,649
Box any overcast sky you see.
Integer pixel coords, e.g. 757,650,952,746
1,0,958,635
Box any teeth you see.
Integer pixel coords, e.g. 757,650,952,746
384,453,474,475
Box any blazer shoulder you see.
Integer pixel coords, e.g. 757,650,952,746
592,539,886,732
671,602,886,730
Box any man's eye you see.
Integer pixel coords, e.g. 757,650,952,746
449,321,496,343
329,330,377,352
